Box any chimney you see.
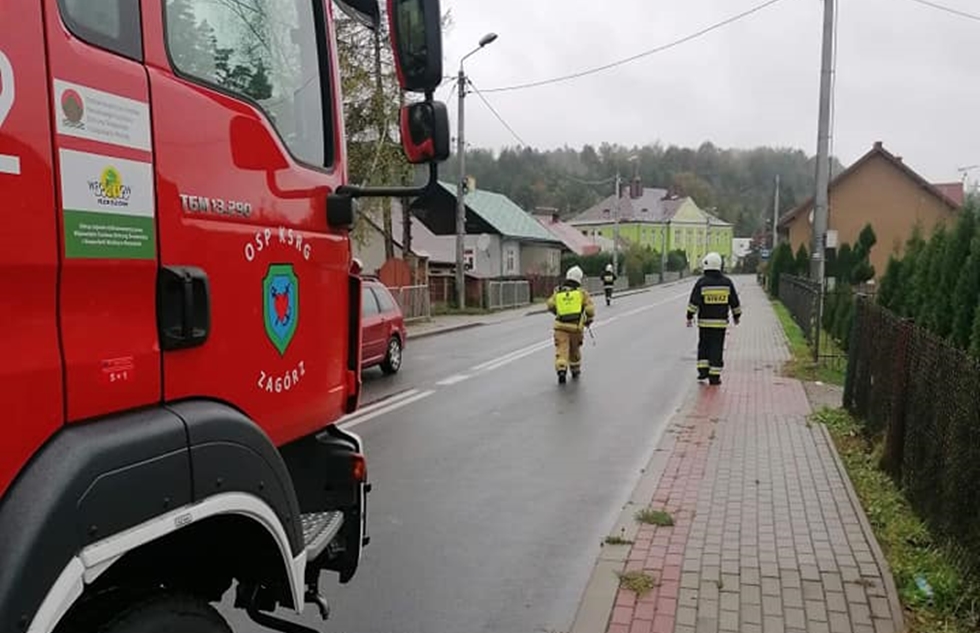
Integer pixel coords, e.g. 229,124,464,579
625,175,639,199
895,156,903,163
873,141,883,150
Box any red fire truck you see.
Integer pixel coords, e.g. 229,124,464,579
0,0,449,630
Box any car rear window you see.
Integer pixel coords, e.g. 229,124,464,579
361,287,380,317
372,286,398,313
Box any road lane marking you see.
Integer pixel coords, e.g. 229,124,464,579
339,390,435,429
436,374,471,386
468,291,692,374
470,341,550,371
339,389,420,423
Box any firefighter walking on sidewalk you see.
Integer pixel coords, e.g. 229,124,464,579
601,263,616,306
547,265,596,384
686,252,741,385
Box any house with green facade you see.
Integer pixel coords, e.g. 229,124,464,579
568,178,733,268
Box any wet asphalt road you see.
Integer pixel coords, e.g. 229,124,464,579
220,280,699,633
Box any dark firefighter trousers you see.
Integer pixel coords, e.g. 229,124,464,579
697,327,726,382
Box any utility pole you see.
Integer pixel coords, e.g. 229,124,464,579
773,174,780,250
660,222,668,283
612,172,621,274
811,0,835,362
454,33,498,310
455,67,467,309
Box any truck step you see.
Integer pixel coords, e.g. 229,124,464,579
301,511,344,560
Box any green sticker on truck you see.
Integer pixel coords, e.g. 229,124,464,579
59,149,156,260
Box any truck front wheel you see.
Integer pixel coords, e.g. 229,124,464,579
93,594,231,633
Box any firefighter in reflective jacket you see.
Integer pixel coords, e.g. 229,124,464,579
547,265,596,383
601,263,616,306
686,252,742,385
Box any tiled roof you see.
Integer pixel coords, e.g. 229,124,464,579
570,187,672,224
534,214,601,256
388,203,455,264
437,182,562,243
778,141,961,227
933,182,965,207
570,188,732,227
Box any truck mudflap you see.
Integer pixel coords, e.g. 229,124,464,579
279,423,369,584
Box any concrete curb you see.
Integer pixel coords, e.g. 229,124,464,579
405,321,486,340
569,385,698,633
817,422,907,633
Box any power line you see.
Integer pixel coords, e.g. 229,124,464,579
482,0,787,94
906,0,980,21
466,79,528,147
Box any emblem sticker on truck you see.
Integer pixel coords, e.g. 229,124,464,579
244,227,314,394
264,264,299,355
53,79,152,152
59,149,156,259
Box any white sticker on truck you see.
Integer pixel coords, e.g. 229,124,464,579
53,79,151,152
59,148,156,259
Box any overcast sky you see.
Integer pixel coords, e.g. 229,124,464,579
436,0,980,184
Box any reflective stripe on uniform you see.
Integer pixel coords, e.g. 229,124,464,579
687,303,698,314
697,360,710,369
732,306,743,316
697,318,729,328
709,367,722,376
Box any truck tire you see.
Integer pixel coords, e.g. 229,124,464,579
95,594,231,633
380,336,402,375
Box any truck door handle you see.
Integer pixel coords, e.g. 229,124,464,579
157,266,211,351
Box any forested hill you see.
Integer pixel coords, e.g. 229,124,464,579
438,142,845,236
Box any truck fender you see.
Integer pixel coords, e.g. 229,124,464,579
0,402,307,633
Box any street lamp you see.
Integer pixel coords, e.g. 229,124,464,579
455,32,498,309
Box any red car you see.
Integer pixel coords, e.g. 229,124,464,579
361,278,407,374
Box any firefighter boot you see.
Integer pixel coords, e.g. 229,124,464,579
558,369,567,384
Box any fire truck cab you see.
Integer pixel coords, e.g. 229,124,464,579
0,0,449,630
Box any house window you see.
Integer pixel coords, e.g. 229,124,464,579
505,248,516,274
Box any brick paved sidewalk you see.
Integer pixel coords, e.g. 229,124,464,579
587,281,904,633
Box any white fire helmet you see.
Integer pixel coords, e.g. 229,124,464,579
703,252,722,271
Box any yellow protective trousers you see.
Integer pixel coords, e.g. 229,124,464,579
554,328,584,372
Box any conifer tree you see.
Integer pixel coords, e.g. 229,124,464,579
949,234,980,348
929,211,975,336
877,256,901,311
794,244,809,276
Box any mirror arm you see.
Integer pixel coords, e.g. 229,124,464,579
336,162,439,199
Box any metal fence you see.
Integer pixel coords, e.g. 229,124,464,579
389,285,431,322
778,275,821,343
845,297,980,579
486,279,531,310
583,277,629,295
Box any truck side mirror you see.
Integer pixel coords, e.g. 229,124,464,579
334,0,381,29
399,101,449,164
387,0,443,93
